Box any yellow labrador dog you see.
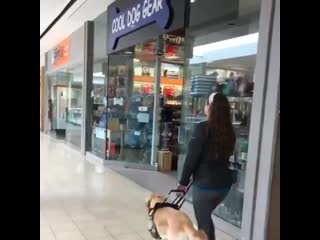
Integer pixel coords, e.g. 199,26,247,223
146,193,208,240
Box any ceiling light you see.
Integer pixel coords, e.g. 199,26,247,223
93,72,105,77
191,33,259,64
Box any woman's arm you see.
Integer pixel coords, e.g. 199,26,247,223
179,122,205,186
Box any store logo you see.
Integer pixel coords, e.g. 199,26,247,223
52,37,70,68
108,0,172,51
163,34,184,46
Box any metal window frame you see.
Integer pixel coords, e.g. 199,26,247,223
241,0,280,239
150,37,164,166
251,0,280,238
81,21,94,156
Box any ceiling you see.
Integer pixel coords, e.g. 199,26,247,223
40,0,71,35
40,0,114,57
40,0,261,64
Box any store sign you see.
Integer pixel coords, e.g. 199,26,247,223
163,34,184,46
52,37,70,68
108,0,172,51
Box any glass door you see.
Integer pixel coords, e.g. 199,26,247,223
106,42,157,166
178,0,261,228
46,72,71,139
64,66,83,149
46,66,83,149
91,61,108,159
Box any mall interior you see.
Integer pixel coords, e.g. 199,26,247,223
40,0,279,239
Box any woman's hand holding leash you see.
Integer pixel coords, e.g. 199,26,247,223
176,184,188,197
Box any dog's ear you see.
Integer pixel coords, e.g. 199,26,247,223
145,193,165,209
145,194,154,207
145,193,160,208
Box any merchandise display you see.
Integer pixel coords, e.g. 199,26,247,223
102,51,156,164
159,96,182,170
91,65,108,158
93,85,105,104
190,75,217,96
95,40,185,167
163,86,176,97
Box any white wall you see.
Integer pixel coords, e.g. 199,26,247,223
40,54,45,68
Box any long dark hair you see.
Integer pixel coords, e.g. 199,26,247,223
207,93,236,160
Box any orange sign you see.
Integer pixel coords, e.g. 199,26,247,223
52,37,70,68
134,75,183,86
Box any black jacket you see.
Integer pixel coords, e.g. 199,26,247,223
179,121,233,189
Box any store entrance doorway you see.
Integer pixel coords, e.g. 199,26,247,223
157,34,185,176
129,34,185,175
103,34,185,174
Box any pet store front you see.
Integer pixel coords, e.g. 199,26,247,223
86,0,188,171
44,26,86,150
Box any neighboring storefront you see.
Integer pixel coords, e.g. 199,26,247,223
87,12,108,160
40,66,45,132
43,0,280,239
44,26,86,150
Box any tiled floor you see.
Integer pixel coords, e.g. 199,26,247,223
40,133,234,240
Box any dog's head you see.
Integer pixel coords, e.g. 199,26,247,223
145,193,166,210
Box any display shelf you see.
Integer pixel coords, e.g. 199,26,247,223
228,97,252,102
134,75,183,85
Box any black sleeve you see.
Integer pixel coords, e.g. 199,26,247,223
179,123,205,186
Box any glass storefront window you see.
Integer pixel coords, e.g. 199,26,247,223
65,66,83,148
91,61,107,158
46,65,83,149
178,0,261,228
106,43,157,164
90,12,108,158
104,38,185,167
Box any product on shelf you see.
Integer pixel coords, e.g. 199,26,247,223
190,75,217,96
163,86,176,97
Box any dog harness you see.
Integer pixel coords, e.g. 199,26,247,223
148,202,179,239
147,182,193,239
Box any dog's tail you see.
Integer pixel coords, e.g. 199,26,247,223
184,225,208,240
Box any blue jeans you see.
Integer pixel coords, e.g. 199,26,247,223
192,186,230,240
